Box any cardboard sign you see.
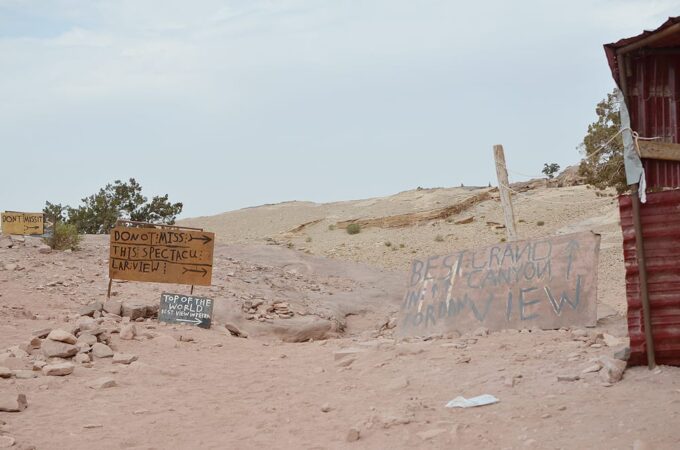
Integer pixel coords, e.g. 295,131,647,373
1,212,44,235
159,293,213,329
109,226,214,286
397,231,600,337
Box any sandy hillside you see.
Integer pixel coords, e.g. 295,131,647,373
2,183,678,450
181,183,626,315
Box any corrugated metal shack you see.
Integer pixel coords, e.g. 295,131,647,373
605,17,680,366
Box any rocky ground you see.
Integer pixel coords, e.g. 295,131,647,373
1,184,680,449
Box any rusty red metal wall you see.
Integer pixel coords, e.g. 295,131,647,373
626,51,680,187
619,189,680,366
605,17,680,188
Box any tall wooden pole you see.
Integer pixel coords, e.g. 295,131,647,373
493,145,518,241
631,183,656,369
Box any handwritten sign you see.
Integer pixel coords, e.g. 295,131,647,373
1,212,44,235
397,231,600,337
159,293,213,328
109,226,214,286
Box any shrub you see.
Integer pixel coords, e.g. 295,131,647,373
399,243,405,248
305,236,312,243
346,223,361,235
328,224,336,231
434,234,444,242
46,223,81,251
542,163,560,179
537,221,545,226
384,241,392,247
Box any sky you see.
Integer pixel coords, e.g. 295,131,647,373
0,0,677,218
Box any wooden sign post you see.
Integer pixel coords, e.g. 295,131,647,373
493,145,518,241
1,211,45,235
108,222,215,296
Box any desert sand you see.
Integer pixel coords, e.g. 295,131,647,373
1,182,679,449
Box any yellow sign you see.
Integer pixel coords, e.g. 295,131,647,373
109,226,215,286
1,212,44,235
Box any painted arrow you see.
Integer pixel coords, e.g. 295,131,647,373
565,240,580,279
183,267,208,276
176,317,202,325
189,234,212,245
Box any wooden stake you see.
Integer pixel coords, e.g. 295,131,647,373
493,145,518,241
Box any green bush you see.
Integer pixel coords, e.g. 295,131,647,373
328,224,336,231
346,223,361,235
537,221,545,226
384,241,392,247
46,223,82,251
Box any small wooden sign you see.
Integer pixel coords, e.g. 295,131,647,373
397,231,601,337
159,293,213,329
109,226,215,286
1,212,44,235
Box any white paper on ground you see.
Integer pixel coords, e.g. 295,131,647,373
445,394,499,408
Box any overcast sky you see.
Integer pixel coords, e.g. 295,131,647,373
0,1,676,218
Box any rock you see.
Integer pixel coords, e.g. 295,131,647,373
346,427,361,442
614,346,631,361
0,367,11,378
76,316,98,332
41,340,78,358
42,362,75,376
0,235,12,249
0,436,15,448
321,403,332,413
112,353,138,365
121,302,151,320
602,333,621,347
271,317,335,343
557,375,580,382
119,323,136,340
455,216,474,225
333,348,365,361
78,302,103,317
92,343,114,358
336,357,356,368
153,335,178,348
103,300,122,316
29,337,42,349
32,328,52,338
74,353,91,364
13,370,38,379
0,393,28,412
7,346,28,359
224,323,247,338
416,428,446,441
38,244,52,254
599,356,626,383
571,329,588,338
77,333,97,346
582,363,602,374
47,329,77,344
473,327,489,337
87,376,117,390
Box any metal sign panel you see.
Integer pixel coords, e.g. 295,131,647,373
159,293,213,329
109,226,214,286
1,212,44,235
397,231,600,337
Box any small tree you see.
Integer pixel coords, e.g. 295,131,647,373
578,89,627,193
47,178,183,234
542,163,560,179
